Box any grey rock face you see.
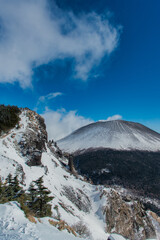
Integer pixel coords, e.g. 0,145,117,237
102,189,156,240
18,109,47,166
63,186,91,213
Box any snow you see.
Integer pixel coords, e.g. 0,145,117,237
108,233,127,240
0,202,83,240
0,110,159,240
58,120,160,153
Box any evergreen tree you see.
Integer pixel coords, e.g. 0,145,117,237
12,175,22,197
28,183,37,207
18,191,31,217
0,177,8,203
32,177,54,217
0,177,5,203
5,174,22,201
6,173,13,186
0,105,20,135
0,174,54,218
5,173,14,200
0,177,3,195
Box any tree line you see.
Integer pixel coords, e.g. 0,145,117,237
0,174,53,217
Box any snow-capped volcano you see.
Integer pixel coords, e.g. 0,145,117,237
58,120,160,153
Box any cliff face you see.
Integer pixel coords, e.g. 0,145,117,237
101,189,156,240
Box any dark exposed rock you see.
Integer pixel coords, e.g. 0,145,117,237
102,189,156,240
63,153,77,175
68,155,76,174
48,141,63,159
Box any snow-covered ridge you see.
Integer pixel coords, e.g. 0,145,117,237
58,120,160,153
0,109,110,240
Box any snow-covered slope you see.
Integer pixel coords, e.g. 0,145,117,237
58,120,160,153
0,109,110,240
0,109,159,240
0,202,83,240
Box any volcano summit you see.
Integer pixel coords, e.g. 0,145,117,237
58,120,160,153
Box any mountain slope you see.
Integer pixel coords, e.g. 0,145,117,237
0,202,83,240
58,120,160,152
0,108,109,240
0,107,159,240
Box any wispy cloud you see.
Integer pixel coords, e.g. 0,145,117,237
41,107,93,140
106,114,122,121
38,92,63,103
35,92,63,112
0,0,121,87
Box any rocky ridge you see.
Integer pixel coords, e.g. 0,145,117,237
17,108,47,166
102,189,156,240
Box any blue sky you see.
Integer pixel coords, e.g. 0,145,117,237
0,0,160,139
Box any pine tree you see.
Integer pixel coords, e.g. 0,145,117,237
18,191,31,217
0,174,54,218
32,177,54,217
0,177,3,195
0,174,30,213
0,177,8,203
0,177,5,202
5,174,22,201
5,173,14,201
6,173,13,186
12,175,22,197
28,183,37,208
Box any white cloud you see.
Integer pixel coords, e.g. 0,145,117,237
38,92,63,103
0,0,120,87
106,114,122,121
41,108,92,140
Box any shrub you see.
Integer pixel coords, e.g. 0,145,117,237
49,219,77,236
27,215,37,224
72,221,90,238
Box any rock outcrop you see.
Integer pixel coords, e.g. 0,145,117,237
18,109,47,166
102,189,156,240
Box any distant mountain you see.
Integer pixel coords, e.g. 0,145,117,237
58,120,160,153
58,120,160,204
